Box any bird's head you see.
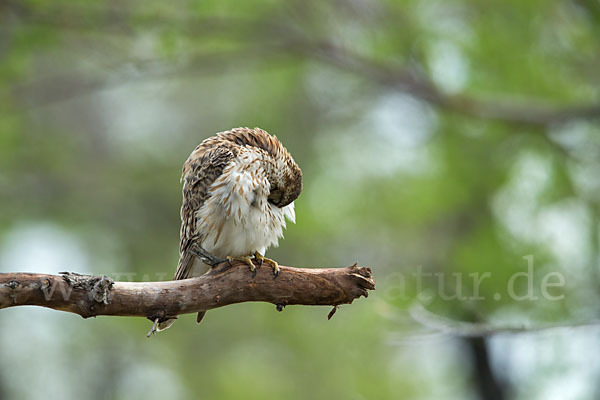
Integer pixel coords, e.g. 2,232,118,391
267,155,302,208
216,127,303,208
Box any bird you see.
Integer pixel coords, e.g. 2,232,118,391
157,127,302,331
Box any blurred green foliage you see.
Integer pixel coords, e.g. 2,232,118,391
1,0,600,399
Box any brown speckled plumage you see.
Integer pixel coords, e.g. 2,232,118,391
158,127,302,330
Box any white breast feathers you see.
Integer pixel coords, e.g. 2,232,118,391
195,147,295,262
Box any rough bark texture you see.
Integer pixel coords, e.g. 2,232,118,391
0,261,374,321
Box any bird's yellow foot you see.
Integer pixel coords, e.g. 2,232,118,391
254,251,280,278
227,255,257,277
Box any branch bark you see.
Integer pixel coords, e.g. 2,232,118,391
0,261,375,322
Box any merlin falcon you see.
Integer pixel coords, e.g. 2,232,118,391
158,127,302,331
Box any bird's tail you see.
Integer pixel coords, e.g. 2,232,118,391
156,251,210,332
155,252,190,332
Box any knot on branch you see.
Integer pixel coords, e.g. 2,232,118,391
60,272,114,304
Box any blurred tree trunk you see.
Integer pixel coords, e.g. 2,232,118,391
466,337,508,400
0,372,6,400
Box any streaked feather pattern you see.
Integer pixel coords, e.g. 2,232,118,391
158,127,302,331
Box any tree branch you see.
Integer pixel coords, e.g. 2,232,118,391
408,302,600,337
7,1,599,128
309,41,600,127
0,261,375,322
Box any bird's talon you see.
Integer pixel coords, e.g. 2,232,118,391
227,255,257,276
254,252,279,278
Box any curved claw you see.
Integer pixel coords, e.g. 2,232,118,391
254,252,279,278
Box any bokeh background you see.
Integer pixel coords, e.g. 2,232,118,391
2,0,600,399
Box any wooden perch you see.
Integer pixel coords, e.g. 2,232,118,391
0,261,375,324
